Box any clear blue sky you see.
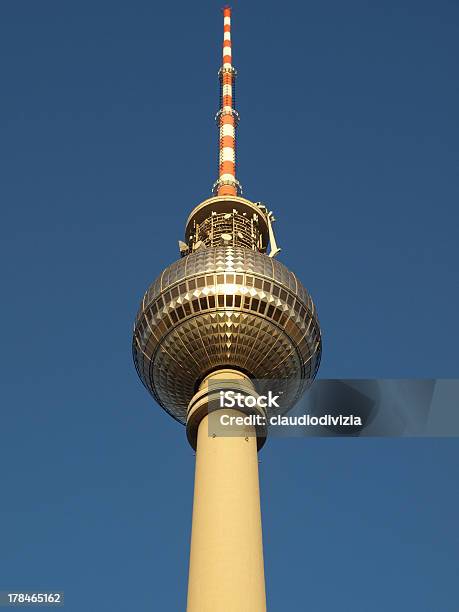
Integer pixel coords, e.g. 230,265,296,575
1,1,458,610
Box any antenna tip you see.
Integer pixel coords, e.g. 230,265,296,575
222,6,232,17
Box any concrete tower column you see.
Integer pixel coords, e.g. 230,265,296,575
186,370,267,612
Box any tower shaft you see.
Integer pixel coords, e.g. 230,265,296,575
186,370,267,612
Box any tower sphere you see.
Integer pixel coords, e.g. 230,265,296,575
133,241,321,424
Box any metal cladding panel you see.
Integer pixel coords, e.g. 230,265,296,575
140,247,305,312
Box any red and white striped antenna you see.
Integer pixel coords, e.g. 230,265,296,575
212,6,242,197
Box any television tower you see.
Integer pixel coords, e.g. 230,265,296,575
133,7,321,611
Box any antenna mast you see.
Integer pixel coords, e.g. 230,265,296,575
213,6,242,197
